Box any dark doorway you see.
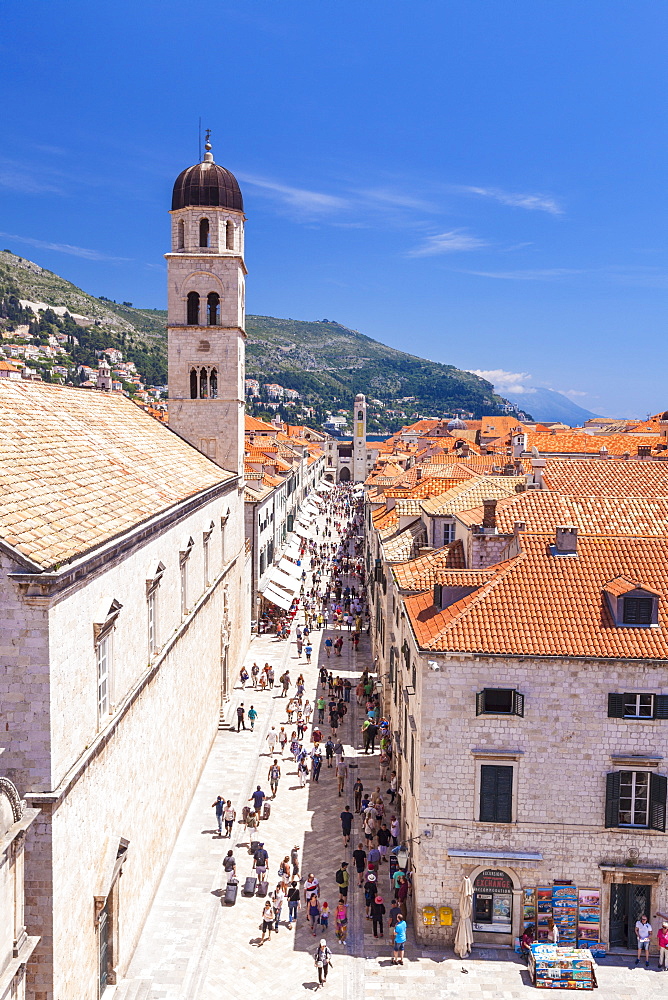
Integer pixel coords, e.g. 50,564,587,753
339,466,351,482
609,883,651,948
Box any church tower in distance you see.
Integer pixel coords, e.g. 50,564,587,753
166,134,246,477
353,392,367,482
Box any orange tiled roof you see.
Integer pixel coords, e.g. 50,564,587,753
245,415,277,433
420,476,524,515
0,381,234,569
393,541,466,591
455,490,668,537
542,458,668,498
405,532,668,659
381,519,428,561
526,431,665,457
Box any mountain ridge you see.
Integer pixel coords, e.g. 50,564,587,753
0,250,527,427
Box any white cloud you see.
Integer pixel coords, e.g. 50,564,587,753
460,185,563,215
0,231,130,262
408,230,488,257
356,187,436,212
462,268,584,281
238,173,349,214
556,388,588,398
469,369,536,393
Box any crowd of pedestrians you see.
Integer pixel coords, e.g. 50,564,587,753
211,483,409,987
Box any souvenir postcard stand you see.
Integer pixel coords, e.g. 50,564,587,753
523,888,536,933
529,944,597,990
552,885,578,946
535,886,553,941
577,889,601,948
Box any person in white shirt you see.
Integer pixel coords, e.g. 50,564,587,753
546,917,559,944
635,914,652,968
266,727,278,754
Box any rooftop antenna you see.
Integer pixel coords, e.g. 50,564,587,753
198,117,202,161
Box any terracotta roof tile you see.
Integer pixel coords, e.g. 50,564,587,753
393,540,466,591
0,381,233,569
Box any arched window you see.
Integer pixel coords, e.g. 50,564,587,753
357,410,363,420
199,218,210,247
190,368,198,399
207,292,220,326
187,291,200,325
199,368,208,399
210,368,218,399
226,220,234,250
177,219,185,249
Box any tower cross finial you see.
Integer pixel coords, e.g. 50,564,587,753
203,129,214,163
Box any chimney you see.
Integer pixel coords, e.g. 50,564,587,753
513,521,526,535
416,468,422,481
482,498,497,531
461,442,470,457
555,525,578,555
638,445,651,459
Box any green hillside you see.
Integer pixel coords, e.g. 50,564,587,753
0,251,523,426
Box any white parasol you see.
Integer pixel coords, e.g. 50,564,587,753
453,875,474,959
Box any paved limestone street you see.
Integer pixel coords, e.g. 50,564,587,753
112,493,667,1000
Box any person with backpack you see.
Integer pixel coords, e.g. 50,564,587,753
335,862,349,899
325,738,335,769
253,843,269,884
313,939,333,987
268,759,281,798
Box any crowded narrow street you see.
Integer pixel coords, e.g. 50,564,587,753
112,487,665,1000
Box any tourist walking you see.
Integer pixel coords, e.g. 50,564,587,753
260,899,274,943
370,894,386,938
236,703,246,731
287,881,300,927
248,705,258,730
340,805,353,846
313,939,333,987
212,795,224,835
223,800,236,837
392,912,407,965
268,759,281,798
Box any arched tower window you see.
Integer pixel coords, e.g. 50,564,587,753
358,410,363,420
199,369,208,399
177,219,185,249
210,368,218,398
226,221,234,250
207,292,220,326
190,368,198,399
187,291,200,325
199,218,210,247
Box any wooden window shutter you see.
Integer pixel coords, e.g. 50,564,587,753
605,771,621,828
513,691,524,717
479,765,497,822
607,693,625,718
654,695,668,720
496,766,513,823
476,691,485,716
649,773,667,832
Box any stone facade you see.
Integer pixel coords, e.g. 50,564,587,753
0,767,39,1000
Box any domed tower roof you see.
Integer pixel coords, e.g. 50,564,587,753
447,417,467,431
171,135,243,213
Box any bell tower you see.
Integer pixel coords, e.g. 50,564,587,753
166,133,246,476
353,392,367,482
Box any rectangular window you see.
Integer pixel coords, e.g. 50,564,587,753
204,536,210,587
606,771,667,831
148,589,158,654
479,764,513,823
623,597,653,625
619,770,649,826
476,688,524,717
442,521,455,545
607,693,668,719
97,635,110,719
181,562,188,617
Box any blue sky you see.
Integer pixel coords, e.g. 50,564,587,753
1,0,666,417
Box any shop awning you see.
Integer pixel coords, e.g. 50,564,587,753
282,541,302,560
447,849,543,861
277,557,301,579
262,585,293,611
268,566,300,595
293,524,315,540
316,480,334,491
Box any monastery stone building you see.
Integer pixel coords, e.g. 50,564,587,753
0,142,251,998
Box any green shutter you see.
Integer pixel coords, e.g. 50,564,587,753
496,767,513,823
479,765,497,822
476,691,485,716
607,693,625,718
654,695,668,720
649,773,667,832
480,765,513,823
605,772,621,828
513,691,525,717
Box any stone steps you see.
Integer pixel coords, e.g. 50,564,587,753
109,978,154,1000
